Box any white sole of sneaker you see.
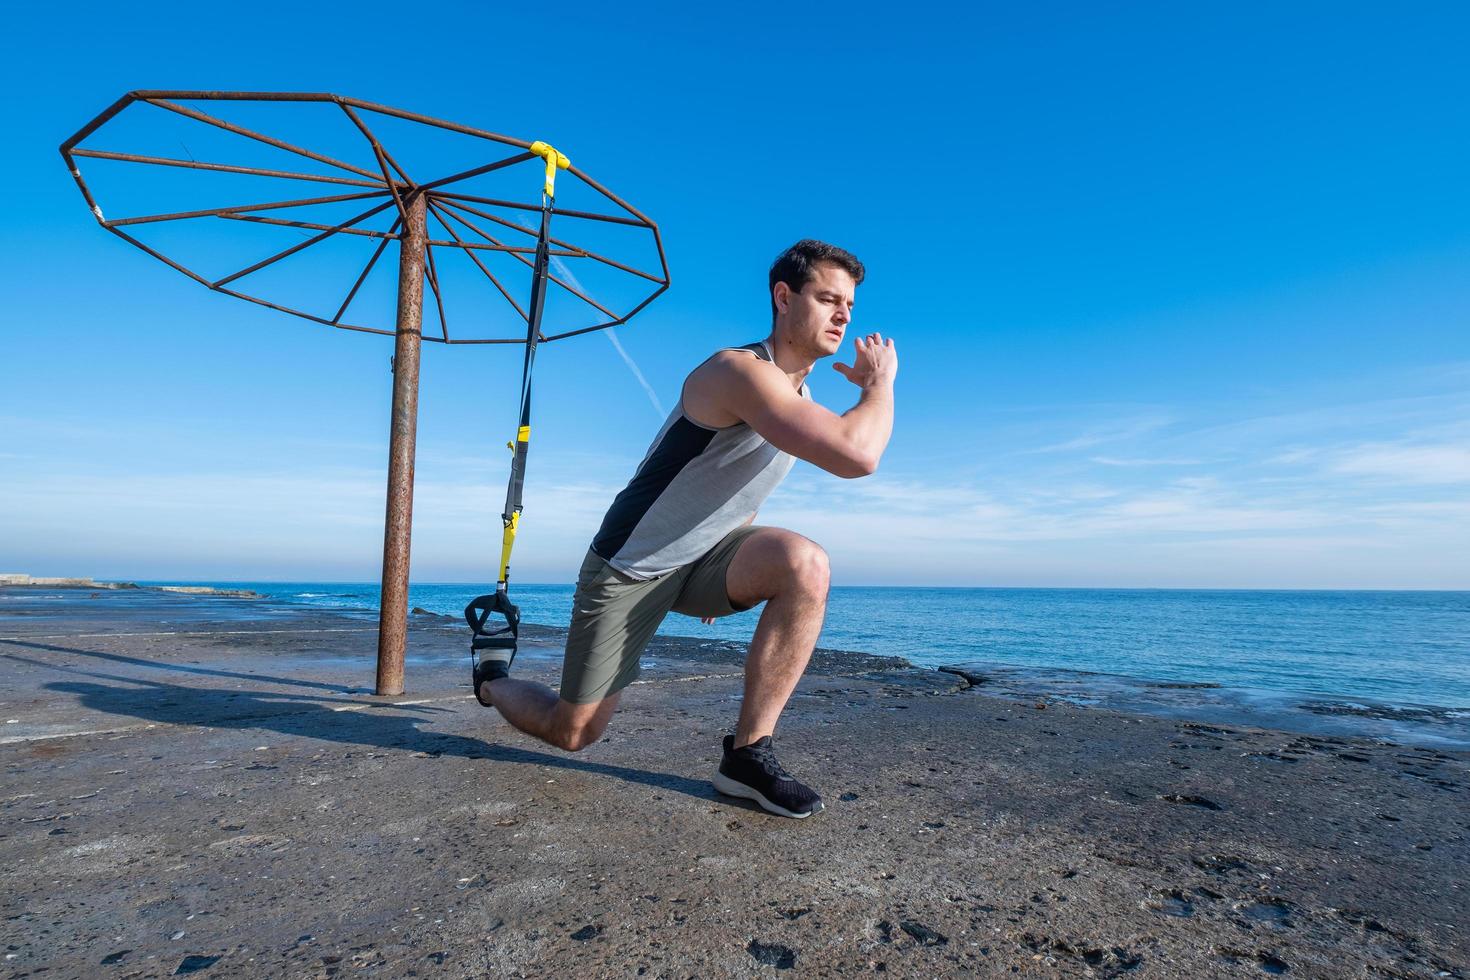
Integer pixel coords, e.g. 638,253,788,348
712,771,823,819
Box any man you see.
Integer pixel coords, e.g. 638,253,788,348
475,239,897,818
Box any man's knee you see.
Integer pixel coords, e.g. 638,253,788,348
550,727,599,752
547,698,615,752
784,537,830,598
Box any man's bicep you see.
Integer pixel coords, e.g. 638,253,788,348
725,365,866,477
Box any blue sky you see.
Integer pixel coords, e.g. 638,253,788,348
2,2,1468,588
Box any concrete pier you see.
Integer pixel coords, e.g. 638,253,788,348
2,587,1465,977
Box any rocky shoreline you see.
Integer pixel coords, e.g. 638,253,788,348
1,586,1465,977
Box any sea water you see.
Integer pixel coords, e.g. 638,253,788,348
165,582,1469,716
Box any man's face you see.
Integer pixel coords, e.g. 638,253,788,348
775,262,856,358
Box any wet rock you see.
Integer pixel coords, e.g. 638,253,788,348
1146,889,1194,918
1298,701,1448,722
1193,853,1250,873
936,666,988,688
1159,793,1223,810
1217,946,1290,973
1235,899,1294,926
899,920,947,946
1257,952,1290,974
747,940,796,969
173,954,221,974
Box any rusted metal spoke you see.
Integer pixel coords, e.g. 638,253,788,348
421,203,575,255
565,165,659,227
218,213,559,254
543,320,621,342
540,263,619,320
333,216,401,324
104,227,213,287
107,190,389,228
337,102,414,188
213,198,397,288
424,244,449,342
430,197,540,239
219,212,403,241
433,202,618,320
60,93,133,153
69,149,384,189
435,197,665,284
426,200,527,321
416,152,537,194
429,198,527,247
429,189,647,227
213,284,404,338
145,97,386,184
545,283,670,341
341,97,532,152
649,224,672,298
337,101,416,241
425,239,579,256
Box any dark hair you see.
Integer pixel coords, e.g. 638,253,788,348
769,239,865,320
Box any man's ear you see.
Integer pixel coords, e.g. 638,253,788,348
772,281,791,317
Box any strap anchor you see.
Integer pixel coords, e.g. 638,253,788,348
528,141,570,199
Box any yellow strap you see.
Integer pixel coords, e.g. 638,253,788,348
498,511,520,583
528,141,570,198
497,424,532,580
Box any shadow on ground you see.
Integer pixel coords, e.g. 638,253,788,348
12,638,714,803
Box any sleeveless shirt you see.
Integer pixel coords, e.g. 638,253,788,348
590,341,808,579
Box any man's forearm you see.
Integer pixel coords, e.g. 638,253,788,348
840,382,894,474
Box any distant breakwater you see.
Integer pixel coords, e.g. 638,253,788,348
0,574,260,599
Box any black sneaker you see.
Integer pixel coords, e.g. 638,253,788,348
713,735,824,818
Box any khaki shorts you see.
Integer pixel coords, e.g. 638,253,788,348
559,525,762,704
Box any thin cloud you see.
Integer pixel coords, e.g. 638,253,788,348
601,326,667,417
1020,416,1171,455
1331,443,1470,485
1090,455,1205,467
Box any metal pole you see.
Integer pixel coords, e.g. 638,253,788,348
376,191,426,696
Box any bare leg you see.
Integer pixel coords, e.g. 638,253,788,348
479,676,620,752
723,528,830,748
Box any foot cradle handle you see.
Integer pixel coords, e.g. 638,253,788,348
465,591,521,653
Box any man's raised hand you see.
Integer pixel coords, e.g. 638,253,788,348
833,333,898,389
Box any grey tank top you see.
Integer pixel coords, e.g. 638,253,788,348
591,341,807,579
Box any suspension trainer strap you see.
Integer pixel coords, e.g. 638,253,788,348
495,142,566,590
467,143,569,664
496,201,552,588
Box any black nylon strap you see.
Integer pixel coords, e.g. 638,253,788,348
501,204,552,529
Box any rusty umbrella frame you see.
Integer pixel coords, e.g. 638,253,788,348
60,90,670,343
60,91,672,693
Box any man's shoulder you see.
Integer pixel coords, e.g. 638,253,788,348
708,341,765,364
683,345,778,427
694,346,784,393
